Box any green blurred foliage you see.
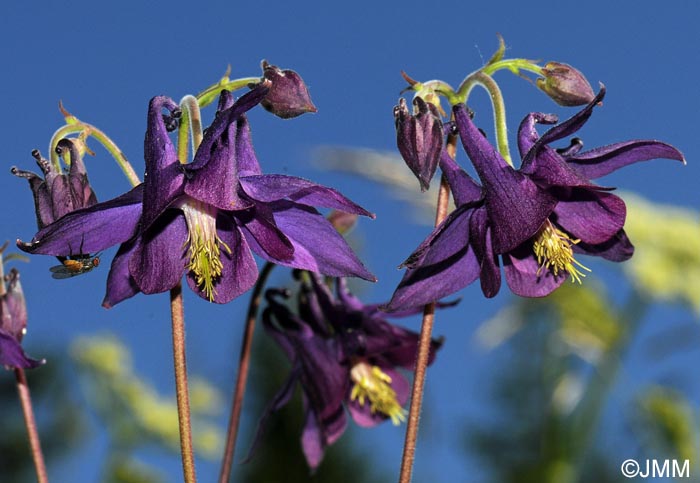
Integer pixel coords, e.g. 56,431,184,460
70,334,225,480
623,192,700,315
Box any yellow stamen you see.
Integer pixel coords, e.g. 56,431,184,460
532,220,591,283
180,199,231,301
350,361,407,425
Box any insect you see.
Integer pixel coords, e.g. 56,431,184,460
49,254,101,279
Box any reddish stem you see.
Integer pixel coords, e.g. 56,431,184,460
15,368,49,483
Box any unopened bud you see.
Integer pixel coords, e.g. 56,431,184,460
536,62,595,107
394,96,443,191
259,60,317,119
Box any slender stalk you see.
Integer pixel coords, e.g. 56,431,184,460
398,135,455,483
170,284,197,483
218,262,275,483
15,368,48,483
48,123,140,187
457,71,512,166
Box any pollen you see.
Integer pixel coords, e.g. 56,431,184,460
350,361,407,425
532,220,591,283
181,199,231,301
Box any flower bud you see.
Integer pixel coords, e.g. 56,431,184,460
394,96,443,191
328,210,358,235
259,60,317,119
536,62,595,107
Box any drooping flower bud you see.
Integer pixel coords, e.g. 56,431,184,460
394,96,443,191
0,268,44,370
536,62,595,107
259,60,317,119
11,138,97,229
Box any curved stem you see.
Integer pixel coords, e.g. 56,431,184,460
458,71,512,166
49,124,141,187
170,284,197,483
196,77,260,109
15,368,49,483
218,262,275,483
398,132,455,483
178,96,204,163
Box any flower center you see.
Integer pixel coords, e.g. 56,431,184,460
180,199,231,301
532,220,591,283
349,361,406,425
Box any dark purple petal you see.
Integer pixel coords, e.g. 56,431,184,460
0,329,44,370
469,209,501,298
240,175,374,218
246,200,376,281
502,244,567,297
521,146,598,188
18,184,144,257
566,140,685,179
554,190,626,244
235,115,263,177
184,86,270,210
236,204,294,262
573,228,634,262
185,217,258,303
438,152,482,206
517,112,558,161
142,96,183,230
453,105,557,253
385,205,480,310
528,86,606,154
102,239,141,308
129,210,187,295
11,166,55,228
301,401,326,470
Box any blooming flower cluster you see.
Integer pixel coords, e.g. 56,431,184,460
18,81,374,305
252,272,444,469
388,86,685,309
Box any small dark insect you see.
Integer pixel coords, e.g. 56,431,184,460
49,254,100,279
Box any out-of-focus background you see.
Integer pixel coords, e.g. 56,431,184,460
1,1,699,482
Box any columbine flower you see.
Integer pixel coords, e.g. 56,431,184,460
12,138,97,230
18,83,374,305
394,96,443,191
387,86,684,309
252,273,443,469
0,269,44,370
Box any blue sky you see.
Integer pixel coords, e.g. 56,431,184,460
2,1,699,481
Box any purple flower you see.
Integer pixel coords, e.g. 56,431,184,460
0,269,44,370
12,139,97,230
387,86,684,309
252,273,443,469
18,83,374,306
394,96,443,191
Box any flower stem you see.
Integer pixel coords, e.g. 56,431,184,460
218,262,275,483
15,368,49,483
457,71,513,166
170,284,197,483
49,122,141,187
178,95,204,163
398,133,455,483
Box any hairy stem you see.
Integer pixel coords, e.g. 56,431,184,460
15,368,49,483
170,284,197,483
218,262,275,483
398,133,455,483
